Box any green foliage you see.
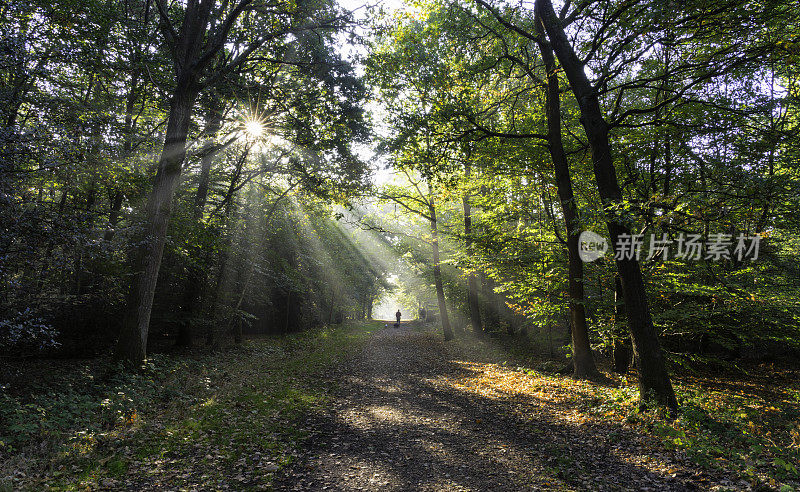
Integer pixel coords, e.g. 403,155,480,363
0,321,381,489
361,0,800,367
611,385,800,484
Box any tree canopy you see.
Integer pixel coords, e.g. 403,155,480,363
1,0,799,473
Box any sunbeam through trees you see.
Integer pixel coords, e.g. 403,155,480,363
1,0,799,489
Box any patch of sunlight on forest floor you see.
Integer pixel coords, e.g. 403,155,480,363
3,322,798,490
439,329,800,489
0,321,383,491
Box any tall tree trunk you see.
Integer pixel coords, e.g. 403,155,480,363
103,190,124,241
104,71,140,243
663,135,673,196
429,191,454,341
35,188,70,296
756,65,780,234
755,145,775,234
535,18,597,378
538,0,677,411
115,82,198,365
225,186,290,342
462,159,483,336
114,0,221,364
480,273,498,329
73,185,98,296
208,147,249,348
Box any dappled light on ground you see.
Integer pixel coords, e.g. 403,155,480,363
274,328,751,491
0,324,380,490
4,324,797,490
444,359,621,421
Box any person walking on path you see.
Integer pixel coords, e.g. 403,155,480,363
395,309,402,327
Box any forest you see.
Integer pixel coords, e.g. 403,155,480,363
1,0,799,490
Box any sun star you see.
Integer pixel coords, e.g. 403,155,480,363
244,118,264,138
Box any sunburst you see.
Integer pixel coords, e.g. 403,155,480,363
244,117,265,138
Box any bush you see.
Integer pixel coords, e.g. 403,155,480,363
0,309,59,354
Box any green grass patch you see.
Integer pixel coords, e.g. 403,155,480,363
1,320,381,490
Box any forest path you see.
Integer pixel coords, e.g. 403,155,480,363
273,327,708,491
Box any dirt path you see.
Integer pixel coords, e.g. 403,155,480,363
274,327,723,491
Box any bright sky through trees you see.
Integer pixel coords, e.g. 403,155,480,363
1,0,798,488
244,118,266,138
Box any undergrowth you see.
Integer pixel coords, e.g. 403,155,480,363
0,321,379,490
446,329,800,491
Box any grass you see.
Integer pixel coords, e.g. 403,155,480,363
443,329,800,491
5,321,797,490
0,320,381,490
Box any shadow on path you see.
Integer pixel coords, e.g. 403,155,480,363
274,328,712,491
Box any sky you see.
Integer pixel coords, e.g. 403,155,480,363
332,0,411,186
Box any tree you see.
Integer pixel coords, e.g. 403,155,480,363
533,12,598,377
377,170,457,341
462,152,483,336
115,0,348,364
534,0,676,409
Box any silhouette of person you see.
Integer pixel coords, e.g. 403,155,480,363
395,309,402,326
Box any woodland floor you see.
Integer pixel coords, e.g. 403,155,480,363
2,322,798,491
273,326,765,492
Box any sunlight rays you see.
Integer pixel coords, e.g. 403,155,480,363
337,200,485,325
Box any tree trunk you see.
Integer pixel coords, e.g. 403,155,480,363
113,0,222,364
115,83,198,365
72,185,98,296
535,18,597,378
612,275,631,373
33,188,70,298
104,72,140,243
463,159,483,337
285,291,292,333
538,0,677,411
103,190,124,241
208,148,249,348
755,145,775,234
192,105,224,220
480,273,498,329
429,192,454,341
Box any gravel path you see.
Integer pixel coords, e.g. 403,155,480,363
273,327,718,491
